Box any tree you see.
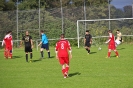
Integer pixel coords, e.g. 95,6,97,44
123,5,132,18
18,0,46,10
0,0,5,11
4,1,16,11
0,0,16,11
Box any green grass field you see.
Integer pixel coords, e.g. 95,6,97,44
0,44,133,88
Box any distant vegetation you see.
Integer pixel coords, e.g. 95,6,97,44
0,0,133,46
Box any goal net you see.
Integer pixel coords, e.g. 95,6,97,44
77,18,133,48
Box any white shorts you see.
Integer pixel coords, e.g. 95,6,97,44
115,40,121,45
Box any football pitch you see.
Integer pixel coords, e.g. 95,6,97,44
0,44,133,88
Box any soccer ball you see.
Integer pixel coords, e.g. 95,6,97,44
98,47,102,51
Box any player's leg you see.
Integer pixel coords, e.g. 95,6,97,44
30,52,32,59
9,50,12,59
40,44,44,59
107,49,111,58
85,47,88,51
25,47,29,62
85,43,91,54
84,42,88,51
65,64,69,77
85,42,89,53
4,48,8,59
25,52,28,62
7,47,10,59
65,57,69,73
29,48,33,62
114,49,119,57
87,47,90,54
106,44,112,58
59,57,67,78
8,46,12,59
85,47,90,54
40,48,44,59
45,43,50,58
29,52,32,62
62,64,66,78
112,44,119,57
64,57,69,78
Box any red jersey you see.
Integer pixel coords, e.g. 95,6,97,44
55,39,71,57
3,34,13,47
107,33,116,50
108,33,115,45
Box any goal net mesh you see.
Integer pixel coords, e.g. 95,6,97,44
77,18,133,48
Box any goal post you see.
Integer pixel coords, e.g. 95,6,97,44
77,18,133,48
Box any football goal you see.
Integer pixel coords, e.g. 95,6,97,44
77,18,133,48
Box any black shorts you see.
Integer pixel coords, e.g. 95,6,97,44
41,43,49,50
25,46,32,52
120,38,122,42
85,42,91,47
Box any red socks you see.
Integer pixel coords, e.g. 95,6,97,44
108,51,119,57
108,52,111,57
115,51,119,56
62,69,66,76
65,67,69,74
4,50,12,59
62,67,69,76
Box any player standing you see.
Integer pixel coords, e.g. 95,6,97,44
55,34,72,78
20,31,33,62
115,30,122,47
38,30,50,59
84,30,92,54
105,30,119,58
2,31,13,59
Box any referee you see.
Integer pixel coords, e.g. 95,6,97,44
38,30,50,59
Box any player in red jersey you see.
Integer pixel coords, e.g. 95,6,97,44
55,34,72,78
105,30,119,58
2,31,13,59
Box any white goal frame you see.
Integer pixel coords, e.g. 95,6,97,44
77,18,133,48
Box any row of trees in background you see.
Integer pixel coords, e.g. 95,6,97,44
0,0,109,10
0,0,132,21
0,0,133,46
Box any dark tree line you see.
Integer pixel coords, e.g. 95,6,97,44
0,0,133,46
0,0,111,11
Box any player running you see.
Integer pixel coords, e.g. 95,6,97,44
38,30,50,59
84,30,92,54
115,30,122,47
20,31,33,62
55,34,72,78
2,31,13,59
105,30,119,58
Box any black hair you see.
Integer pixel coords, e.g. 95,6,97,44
86,30,89,32
40,30,44,33
7,31,12,34
60,34,65,38
108,30,112,33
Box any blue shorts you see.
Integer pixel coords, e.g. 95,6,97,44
41,43,49,50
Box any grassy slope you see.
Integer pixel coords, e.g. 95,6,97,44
0,44,133,88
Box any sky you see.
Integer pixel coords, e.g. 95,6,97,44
111,0,133,8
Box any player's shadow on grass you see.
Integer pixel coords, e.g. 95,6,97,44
117,48,125,50
90,52,97,54
33,60,41,62
12,56,22,59
50,56,55,59
69,72,81,77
